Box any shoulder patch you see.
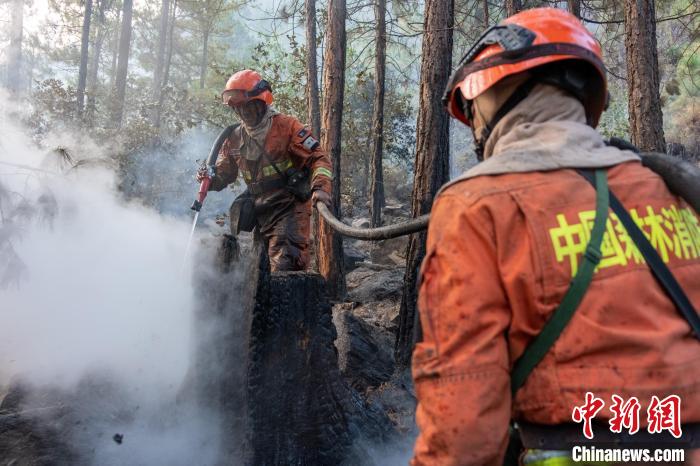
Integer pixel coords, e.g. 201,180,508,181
302,135,319,151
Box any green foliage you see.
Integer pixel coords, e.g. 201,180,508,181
597,80,630,140
251,36,307,119
8,0,700,216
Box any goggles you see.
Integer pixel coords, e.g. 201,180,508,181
443,24,536,108
221,79,272,106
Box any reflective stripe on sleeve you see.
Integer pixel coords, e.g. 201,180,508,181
312,167,333,180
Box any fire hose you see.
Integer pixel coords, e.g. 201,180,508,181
316,204,428,240
191,125,429,240
191,129,699,242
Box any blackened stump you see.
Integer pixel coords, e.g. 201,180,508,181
193,234,394,465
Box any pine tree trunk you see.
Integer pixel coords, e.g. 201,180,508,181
109,8,121,91
305,0,321,136
505,0,521,16
86,0,108,123
395,0,453,368
362,134,371,197
199,28,209,89
306,0,322,273
624,0,666,153
112,0,133,127
7,0,24,95
369,0,386,228
318,0,347,299
152,0,170,125
76,0,93,117
155,0,176,128
482,0,489,28
567,0,581,18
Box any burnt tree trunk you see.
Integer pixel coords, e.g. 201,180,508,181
505,0,521,16
6,0,24,94
76,0,93,117
152,0,170,125
624,0,666,153
395,0,453,368
318,0,347,299
111,0,133,128
305,0,321,136
567,0,581,18
369,0,386,228
190,236,393,464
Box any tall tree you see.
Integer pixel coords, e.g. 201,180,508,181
395,0,453,368
505,0,521,16
109,7,121,91
482,0,489,28
152,0,171,125
6,0,24,94
318,0,347,299
624,0,666,152
76,0,94,117
369,0,386,228
305,0,321,136
567,0,581,18
86,0,112,122
156,0,178,127
181,0,233,89
112,0,133,127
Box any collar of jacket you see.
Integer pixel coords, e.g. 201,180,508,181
441,84,640,194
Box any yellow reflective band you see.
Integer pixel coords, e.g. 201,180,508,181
549,204,700,276
312,167,333,180
260,159,293,178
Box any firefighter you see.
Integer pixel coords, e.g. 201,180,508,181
412,8,700,466
198,69,332,272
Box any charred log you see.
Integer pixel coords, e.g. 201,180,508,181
193,234,396,465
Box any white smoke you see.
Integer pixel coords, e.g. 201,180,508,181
0,109,225,464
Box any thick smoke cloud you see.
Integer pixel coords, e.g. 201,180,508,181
0,110,225,464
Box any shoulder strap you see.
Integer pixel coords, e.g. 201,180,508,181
578,171,700,339
512,168,700,396
511,169,609,396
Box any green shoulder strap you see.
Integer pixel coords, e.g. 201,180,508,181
510,169,610,396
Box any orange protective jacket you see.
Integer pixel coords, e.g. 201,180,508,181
411,86,700,466
209,113,332,195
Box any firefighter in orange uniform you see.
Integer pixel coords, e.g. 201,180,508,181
199,69,333,272
411,8,700,466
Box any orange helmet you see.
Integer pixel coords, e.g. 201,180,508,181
221,69,273,107
444,8,607,128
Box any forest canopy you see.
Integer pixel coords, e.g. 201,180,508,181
2,0,697,216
